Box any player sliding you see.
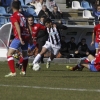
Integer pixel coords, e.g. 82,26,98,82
32,18,67,70
5,1,30,77
66,52,100,72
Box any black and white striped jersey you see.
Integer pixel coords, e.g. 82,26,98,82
47,27,60,45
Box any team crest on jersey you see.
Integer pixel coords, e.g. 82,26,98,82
34,26,38,30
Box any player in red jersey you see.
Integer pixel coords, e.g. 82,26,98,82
91,18,100,56
66,52,100,72
15,15,46,68
5,1,30,77
28,15,46,46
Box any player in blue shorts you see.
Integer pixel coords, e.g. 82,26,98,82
66,53,100,72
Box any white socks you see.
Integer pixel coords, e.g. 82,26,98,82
47,57,51,62
33,54,41,64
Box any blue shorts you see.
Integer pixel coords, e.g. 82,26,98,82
89,60,98,72
28,44,35,51
95,42,99,49
9,38,28,51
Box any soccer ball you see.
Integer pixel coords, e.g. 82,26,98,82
32,63,40,71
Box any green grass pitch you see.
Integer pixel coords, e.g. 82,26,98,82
0,62,100,100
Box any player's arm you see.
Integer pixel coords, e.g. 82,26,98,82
91,30,95,46
14,22,24,45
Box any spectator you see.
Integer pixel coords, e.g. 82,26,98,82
75,38,90,57
51,6,63,19
59,36,68,58
93,5,100,24
29,0,45,15
38,5,52,18
66,0,72,8
67,37,77,57
0,0,2,6
46,0,60,12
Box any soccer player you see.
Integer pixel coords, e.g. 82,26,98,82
91,18,100,56
32,18,67,69
5,1,30,77
66,53,100,72
16,15,46,68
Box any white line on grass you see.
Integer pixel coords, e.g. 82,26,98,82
0,84,100,92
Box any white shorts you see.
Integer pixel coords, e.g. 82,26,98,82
43,41,61,55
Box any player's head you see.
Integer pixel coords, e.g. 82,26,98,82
27,15,34,26
44,18,52,28
12,1,20,11
40,15,45,24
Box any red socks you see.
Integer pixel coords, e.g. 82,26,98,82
19,56,23,65
22,57,28,72
7,56,16,73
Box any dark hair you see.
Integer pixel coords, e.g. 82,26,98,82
44,18,52,24
71,37,75,40
27,15,34,20
40,15,46,19
81,38,86,41
12,1,20,10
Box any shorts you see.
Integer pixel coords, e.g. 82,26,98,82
28,44,35,51
9,38,28,51
88,60,98,72
95,42,99,49
43,41,61,55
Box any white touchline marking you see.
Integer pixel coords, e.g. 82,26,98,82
0,84,100,92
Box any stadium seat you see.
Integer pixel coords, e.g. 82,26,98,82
25,0,33,5
0,6,11,16
26,8,37,17
72,1,83,9
81,0,92,10
83,10,94,19
0,16,8,26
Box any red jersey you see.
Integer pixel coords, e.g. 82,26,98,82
94,51,100,71
94,24,100,43
31,23,45,45
10,11,30,42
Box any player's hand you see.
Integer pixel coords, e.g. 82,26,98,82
75,51,78,54
91,41,94,46
20,39,25,45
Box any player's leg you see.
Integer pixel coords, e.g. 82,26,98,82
46,44,61,68
95,42,99,56
20,42,29,75
33,41,50,64
33,47,48,64
46,53,55,69
66,54,95,71
5,38,20,77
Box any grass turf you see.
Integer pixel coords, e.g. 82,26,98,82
0,62,100,100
